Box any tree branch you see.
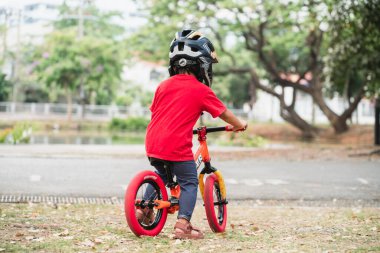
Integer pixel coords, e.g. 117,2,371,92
250,21,312,93
277,78,311,93
208,26,237,65
215,65,311,93
242,32,257,51
307,28,324,89
248,68,281,99
214,67,251,76
215,66,281,99
290,88,297,109
341,82,366,120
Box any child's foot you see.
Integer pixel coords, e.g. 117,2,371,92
136,208,155,224
173,219,204,239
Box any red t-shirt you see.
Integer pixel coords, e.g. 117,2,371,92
145,74,226,161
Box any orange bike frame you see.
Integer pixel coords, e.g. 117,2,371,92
194,126,227,201
153,126,227,211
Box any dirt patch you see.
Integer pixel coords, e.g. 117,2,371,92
212,144,380,161
0,202,379,252
250,123,375,145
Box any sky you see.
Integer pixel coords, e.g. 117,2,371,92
0,0,144,32
0,0,136,13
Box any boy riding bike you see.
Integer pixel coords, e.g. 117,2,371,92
143,29,247,239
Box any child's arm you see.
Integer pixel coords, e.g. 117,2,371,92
219,109,248,132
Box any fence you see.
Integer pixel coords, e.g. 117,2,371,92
0,97,375,124
0,102,248,121
0,102,149,121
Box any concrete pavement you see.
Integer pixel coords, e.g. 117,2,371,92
1,145,379,201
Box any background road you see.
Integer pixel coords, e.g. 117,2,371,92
1,145,379,201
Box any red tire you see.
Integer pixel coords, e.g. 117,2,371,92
124,170,168,236
204,174,227,232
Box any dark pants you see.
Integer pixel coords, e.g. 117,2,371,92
145,160,198,221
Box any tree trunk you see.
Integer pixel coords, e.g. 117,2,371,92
331,117,349,133
311,99,316,125
2,13,8,63
65,83,72,121
312,83,365,134
236,16,367,136
279,101,319,139
246,73,319,138
248,80,257,108
312,88,349,133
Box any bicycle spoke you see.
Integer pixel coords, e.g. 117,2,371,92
213,182,224,225
133,180,164,229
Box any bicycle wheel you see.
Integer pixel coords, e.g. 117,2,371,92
204,173,227,232
124,170,168,236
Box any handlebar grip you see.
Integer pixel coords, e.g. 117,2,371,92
206,126,228,133
192,126,228,134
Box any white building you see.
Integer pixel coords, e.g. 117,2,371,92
1,1,60,47
1,0,146,47
1,0,156,89
122,60,168,91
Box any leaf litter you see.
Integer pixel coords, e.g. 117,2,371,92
0,201,379,252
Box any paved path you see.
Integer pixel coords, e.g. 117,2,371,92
1,145,379,201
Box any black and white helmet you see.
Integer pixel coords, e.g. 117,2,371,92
168,30,218,87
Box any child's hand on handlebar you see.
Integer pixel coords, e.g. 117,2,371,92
227,120,248,132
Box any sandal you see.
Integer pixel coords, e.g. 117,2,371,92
136,208,155,224
173,221,204,239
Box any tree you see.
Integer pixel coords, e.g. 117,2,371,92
27,1,127,120
128,0,379,138
0,73,12,101
32,30,123,120
54,1,125,40
325,0,380,99
213,73,251,108
0,8,11,64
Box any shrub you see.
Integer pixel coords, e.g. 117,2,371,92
109,117,150,132
0,128,12,143
243,135,267,147
0,123,32,144
216,133,267,147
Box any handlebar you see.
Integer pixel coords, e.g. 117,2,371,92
192,126,231,135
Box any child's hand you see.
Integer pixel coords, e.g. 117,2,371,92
234,120,248,132
227,121,248,132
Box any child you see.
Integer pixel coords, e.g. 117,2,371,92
143,30,247,239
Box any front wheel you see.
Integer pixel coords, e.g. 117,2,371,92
204,174,227,232
124,170,168,236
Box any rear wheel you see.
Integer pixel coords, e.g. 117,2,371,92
204,174,227,232
124,170,168,236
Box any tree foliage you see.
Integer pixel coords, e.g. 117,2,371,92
0,73,12,101
128,0,379,136
33,30,123,102
115,83,154,107
28,2,126,116
325,0,380,98
54,2,125,40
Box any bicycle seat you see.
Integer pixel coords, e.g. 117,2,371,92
149,157,177,187
148,157,172,168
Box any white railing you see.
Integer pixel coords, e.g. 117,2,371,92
0,98,375,124
0,102,249,121
0,102,150,121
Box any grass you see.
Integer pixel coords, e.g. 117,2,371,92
0,202,379,252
